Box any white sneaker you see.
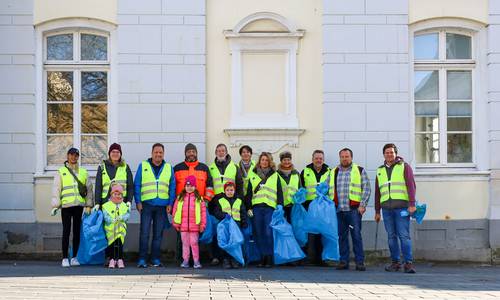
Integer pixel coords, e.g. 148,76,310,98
61,258,70,268
70,257,80,266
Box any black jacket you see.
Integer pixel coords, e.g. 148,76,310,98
94,159,134,205
212,193,247,228
244,168,284,209
212,155,244,198
300,163,330,187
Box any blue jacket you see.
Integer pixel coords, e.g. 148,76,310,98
134,159,176,206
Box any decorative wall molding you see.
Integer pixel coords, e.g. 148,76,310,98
224,128,305,155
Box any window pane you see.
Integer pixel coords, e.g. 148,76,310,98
448,117,472,131
446,33,472,59
47,34,73,60
47,135,73,165
416,117,439,132
415,71,439,100
415,102,439,116
447,102,472,116
82,71,107,101
47,71,73,102
81,34,107,61
414,33,438,60
82,104,107,134
447,71,472,99
416,133,440,163
81,135,107,165
47,104,73,133
447,133,472,163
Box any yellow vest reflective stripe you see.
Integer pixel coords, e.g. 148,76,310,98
209,162,238,195
377,163,409,203
140,161,172,201
101,163,128,198
173,196,202,225
102,201,128,245
249,171,279,208
284,173,300,207
303,167,330,201
58,166,88,207
219,198,242,221
241,160,256,196
328,164,362,203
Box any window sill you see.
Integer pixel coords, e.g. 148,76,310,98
415,167,490,181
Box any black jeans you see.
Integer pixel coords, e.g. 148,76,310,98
61,206,83,258
107,239,124,260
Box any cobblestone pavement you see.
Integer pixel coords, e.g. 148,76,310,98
0,261,499,299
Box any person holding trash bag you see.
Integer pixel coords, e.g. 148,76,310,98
328,148,371,271
213,181,247,269
51,147,94,268
277,151,302,222
172,175,207,269
300,149,331,266
374,143,417,274
134,143,176,268
245,152,284,268
102,183,130,269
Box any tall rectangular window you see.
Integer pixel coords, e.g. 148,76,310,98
44,30,109,166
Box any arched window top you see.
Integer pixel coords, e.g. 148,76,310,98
225,12,304,38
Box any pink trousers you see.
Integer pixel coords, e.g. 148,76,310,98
181,232,200,262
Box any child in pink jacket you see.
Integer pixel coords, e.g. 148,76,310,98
172,175,207,268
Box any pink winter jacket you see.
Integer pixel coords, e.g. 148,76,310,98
172,192,207,232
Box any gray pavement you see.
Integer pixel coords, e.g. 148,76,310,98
0,261,499,299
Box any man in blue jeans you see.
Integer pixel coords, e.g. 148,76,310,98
134,143,176,268
374,143,417,274
328,148,371,271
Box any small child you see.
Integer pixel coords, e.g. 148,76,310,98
102,183,130,269
172,175,206,269
213,181,247,269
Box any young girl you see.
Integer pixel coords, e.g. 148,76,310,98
102,183,130,269
172,175,207,269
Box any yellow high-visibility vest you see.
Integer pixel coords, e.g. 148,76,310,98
140,161,172,201
58,166,88,207
377,163,409,203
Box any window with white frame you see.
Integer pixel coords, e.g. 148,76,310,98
413,29,474,165
44,30,109,166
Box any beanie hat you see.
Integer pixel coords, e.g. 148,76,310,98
185,175,197,188
108,143,122,156
223,181,235,191
279,151,292,161
185,143,197,154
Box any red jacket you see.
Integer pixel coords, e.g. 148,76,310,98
172,193,207,232
174,160,214,201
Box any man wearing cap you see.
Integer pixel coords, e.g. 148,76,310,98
51,147,94,267
134,143,176,268
277,151,302,222
173,143,214,262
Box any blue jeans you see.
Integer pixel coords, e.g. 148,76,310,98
337,208,364,264
382,207,413,263
253,206,274,256
139,203,167,261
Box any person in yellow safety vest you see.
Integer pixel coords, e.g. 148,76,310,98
374,143,417,274
93,143,134,208
299,149,331,266
276,151,302,223
238,145,256,197
213,181,248,269
134,143,176,268
208,143,244,266
102,183,130,269
244,152,284,268
51,147,94,268
328,148,371,272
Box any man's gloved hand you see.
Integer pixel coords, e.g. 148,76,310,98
92,204,100,212
247,209,253,218
84,207,92,215
50,208,59,216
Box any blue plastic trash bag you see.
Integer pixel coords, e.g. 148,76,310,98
302,182,340,261
291,188,308,247
76,211,106,265
217,215,245,265
400,202,427,224
242,219,261,263
270,205,305,265
199,213,217,244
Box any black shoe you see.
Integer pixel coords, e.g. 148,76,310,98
336,261,349,270
210,258,220,266
264,255,273,268
355,262,366,271
257,257,265,268
231,259,240,269
385,261,401,272
404,262,416,274
222,259,232,269
324,260,337,268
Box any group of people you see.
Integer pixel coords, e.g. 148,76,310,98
51,141,417,273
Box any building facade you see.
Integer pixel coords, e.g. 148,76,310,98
0,0,499,263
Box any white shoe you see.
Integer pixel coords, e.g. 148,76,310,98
61,258,70,268
70,257,80,266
